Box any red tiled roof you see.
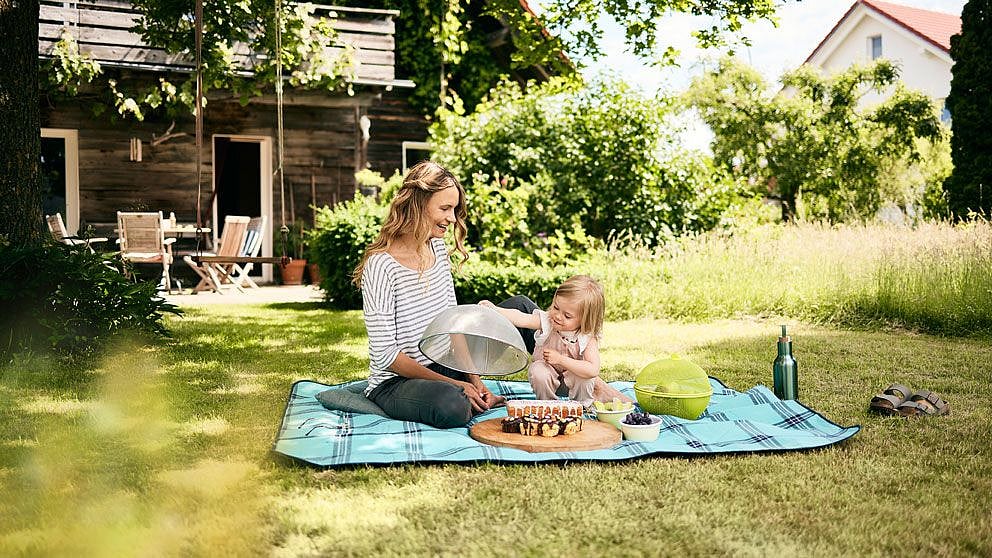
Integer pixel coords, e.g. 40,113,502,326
805,0,961,64
862,0,961,51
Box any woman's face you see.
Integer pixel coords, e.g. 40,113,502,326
426,186,460,239
548,294,582,332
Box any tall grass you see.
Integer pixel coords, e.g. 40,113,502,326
590,221,992,335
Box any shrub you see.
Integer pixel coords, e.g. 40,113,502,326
0,242,181,359
453,260,576,308
310,194,386,308
431,77,741,248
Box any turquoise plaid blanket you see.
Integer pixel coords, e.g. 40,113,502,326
273,378,860,467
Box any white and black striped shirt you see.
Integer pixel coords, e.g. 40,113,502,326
362,238,457,395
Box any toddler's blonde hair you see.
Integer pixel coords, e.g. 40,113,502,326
553,275,605,339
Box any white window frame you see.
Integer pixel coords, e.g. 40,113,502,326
40,128,81,235
401,141,432,172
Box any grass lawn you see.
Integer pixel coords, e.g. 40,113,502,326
1,303,990,556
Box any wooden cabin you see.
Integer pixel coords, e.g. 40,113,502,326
38,1,427,281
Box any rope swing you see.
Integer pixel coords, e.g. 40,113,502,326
193,0,204,260
275,0,290,263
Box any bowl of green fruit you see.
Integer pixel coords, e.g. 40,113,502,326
619,412,662,442
592,398,634,429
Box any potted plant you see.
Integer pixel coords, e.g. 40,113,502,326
278,220,308,285
303,226,323,286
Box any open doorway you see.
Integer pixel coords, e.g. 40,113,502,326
212,135,273,282
40,129,80,234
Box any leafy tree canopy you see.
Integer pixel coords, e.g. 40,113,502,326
486,0,781,68
944,0,992,218
685,57,944,222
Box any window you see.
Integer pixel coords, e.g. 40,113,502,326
401,141,432,172
940,99,952,124
869,35,883,59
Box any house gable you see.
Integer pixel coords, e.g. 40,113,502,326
802,0,959,104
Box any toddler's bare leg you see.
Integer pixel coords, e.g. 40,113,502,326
564,374,596,408
528,361,560,400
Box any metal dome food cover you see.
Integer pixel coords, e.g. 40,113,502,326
419,305,530,376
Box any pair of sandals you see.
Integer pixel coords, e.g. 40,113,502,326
869,383,950,417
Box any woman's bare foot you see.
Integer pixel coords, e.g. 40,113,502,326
593,377,634,404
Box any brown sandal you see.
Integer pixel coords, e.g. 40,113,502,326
897,390,950,417
869,384,914,416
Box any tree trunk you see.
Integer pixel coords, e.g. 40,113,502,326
0,0,42,246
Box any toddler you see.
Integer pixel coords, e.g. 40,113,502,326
482,275,605,409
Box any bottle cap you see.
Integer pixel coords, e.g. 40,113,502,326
779,325,790,341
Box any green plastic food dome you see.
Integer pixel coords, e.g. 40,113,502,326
634,354,712,419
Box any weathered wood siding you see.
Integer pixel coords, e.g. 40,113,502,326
38,0,398,83
40,93,367,230
366,89,430,176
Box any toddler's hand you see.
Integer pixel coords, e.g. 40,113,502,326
543,348,563,366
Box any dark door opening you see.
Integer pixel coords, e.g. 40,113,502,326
213,137,262,274
214,137,262,226
41,137,67,221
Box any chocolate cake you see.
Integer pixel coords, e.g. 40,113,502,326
500,414,584,437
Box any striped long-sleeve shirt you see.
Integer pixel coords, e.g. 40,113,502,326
361,238,457,395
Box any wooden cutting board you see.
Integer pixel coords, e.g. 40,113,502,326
470,417,621,453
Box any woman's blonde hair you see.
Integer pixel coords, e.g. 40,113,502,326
552,274,605,339
352,161,468,286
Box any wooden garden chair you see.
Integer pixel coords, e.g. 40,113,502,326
182,215,250,294
226,216,267,289
46,213,108,251
117,211,176,292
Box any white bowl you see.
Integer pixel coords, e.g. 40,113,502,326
619,414,662,442
594,407,633,429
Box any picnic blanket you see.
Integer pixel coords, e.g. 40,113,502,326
272,378,860,467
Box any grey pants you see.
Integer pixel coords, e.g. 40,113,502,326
367,295,540,429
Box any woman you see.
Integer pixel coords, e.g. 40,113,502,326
352,161,502,428
353,161,626,429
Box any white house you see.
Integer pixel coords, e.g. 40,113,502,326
804,0,961,120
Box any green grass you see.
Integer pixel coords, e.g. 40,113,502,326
2,305,990,556
591,221,992,335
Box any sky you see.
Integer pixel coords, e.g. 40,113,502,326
538,0,967,150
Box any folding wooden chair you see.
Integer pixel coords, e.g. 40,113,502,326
117,211,176,292
46,213,108,251
226,216,266,289
182,215,250,294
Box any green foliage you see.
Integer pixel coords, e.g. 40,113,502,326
338,0,515,115
452,260,575,309
0,243,181,360
945,0,992,217
41,30,102,96
484,0,779,68
309,195,387,307
432,77,742,247
685,58,945,222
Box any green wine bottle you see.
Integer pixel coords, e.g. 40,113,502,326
773,325,798,400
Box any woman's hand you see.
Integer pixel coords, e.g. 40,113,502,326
542,348,564,366
457,380,489,412
478,300,496,309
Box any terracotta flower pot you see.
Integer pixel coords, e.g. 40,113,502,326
307,263,322,285
279,259,308,285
